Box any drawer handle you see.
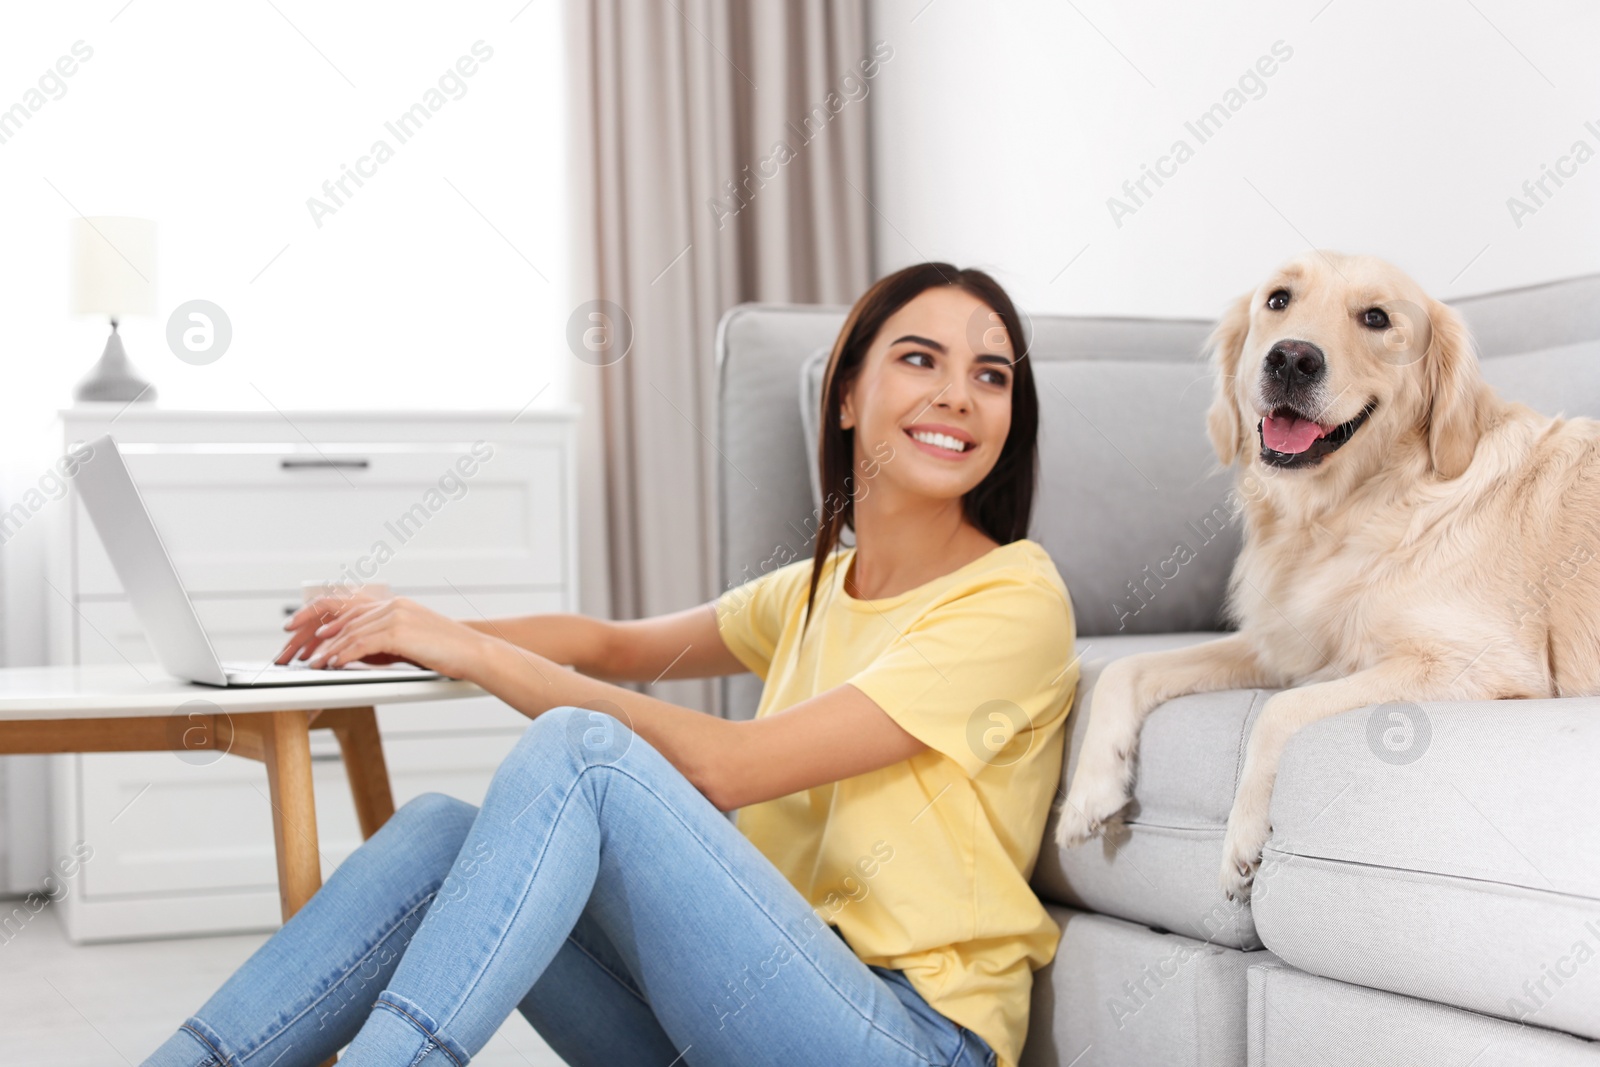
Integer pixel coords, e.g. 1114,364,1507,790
281,457,370,471
311,752,343,763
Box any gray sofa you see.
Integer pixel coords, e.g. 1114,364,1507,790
713,272,1600,1066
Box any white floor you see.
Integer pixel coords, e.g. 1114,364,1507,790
3,899,567,1066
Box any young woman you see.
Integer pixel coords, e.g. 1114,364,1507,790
140,263,1079,1067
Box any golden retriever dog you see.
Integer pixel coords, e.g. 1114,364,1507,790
1056,249,1600,901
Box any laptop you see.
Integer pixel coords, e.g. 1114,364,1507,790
73,433,442,688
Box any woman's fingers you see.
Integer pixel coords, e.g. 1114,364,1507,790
316,632,382,669
304,597,483,679
308,608,395,668
283,629,330,663
279,594,381,664
276,622,328,663
301,597,455,672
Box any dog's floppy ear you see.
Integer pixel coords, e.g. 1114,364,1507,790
1205,291,1254,467
1422,298,1492,479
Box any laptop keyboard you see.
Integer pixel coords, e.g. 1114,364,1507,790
222,659,343,673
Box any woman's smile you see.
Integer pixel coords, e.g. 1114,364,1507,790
903,422,977,458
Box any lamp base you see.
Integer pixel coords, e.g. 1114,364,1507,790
75,322,156,404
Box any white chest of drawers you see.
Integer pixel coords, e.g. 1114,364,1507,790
41,407,578,941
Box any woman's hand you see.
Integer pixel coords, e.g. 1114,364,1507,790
301,596,492,680
277,592,381,665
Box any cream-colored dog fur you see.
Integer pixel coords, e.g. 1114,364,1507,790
1056,250,1600,900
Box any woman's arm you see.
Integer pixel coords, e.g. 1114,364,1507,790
708,683,931,811
457,613,617,677
284,594,749,684
470,639,929,812
460,603,750,684
305,597,929,812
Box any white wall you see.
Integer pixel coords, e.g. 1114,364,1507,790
868,0,1600,319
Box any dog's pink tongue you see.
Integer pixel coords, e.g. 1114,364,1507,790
1263,415,1325,454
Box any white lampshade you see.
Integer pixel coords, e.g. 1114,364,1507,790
70,216,157,319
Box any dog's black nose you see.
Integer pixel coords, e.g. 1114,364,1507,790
1264,340,1325,385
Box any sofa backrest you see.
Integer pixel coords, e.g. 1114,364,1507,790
713,273,1600,720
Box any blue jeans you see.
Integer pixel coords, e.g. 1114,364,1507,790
141,705,997,1067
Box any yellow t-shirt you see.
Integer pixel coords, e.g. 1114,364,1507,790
713,537,1079,1067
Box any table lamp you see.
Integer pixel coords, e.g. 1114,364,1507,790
70,216,158,404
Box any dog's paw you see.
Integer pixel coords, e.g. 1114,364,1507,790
1218,809,1272,902
1219,851,1256,903
1054,773,1131,849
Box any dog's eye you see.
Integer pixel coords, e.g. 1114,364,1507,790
1266,289,1290,311
1361,307,1391,329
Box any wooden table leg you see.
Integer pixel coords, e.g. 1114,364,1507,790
329,706,395,839
254,710,342,1067
253,710,324,920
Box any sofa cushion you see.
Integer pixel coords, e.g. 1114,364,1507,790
1479,338,1600,420
1031,360,1243,637
798,343,834,516
1252,699,1600,1040
1453,271,1600,359
718,305,855,724
801,349,1244,636
1022,905,1267,1067
1247,961,1600,1066
1030,632,1271,950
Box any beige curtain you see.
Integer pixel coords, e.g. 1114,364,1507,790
565,0,876,713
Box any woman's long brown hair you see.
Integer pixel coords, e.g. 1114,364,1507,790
798,262,1038,642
